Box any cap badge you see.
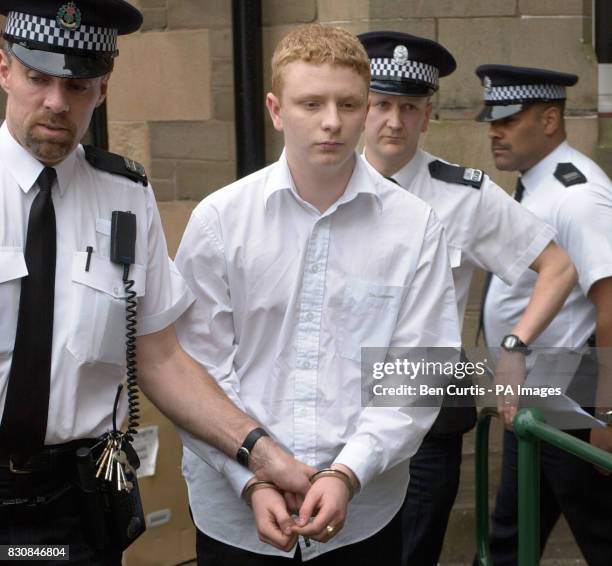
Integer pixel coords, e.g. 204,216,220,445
57,2,82,31
483,75,492,93
393,45,409,65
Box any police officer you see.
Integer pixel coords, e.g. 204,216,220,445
358,32,577,565
0,2,313,562
476,64,612,565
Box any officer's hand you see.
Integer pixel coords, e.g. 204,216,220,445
590,427,612,475
249,437,316,495
494,350,526,429
250,486,298,551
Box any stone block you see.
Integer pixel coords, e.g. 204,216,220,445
108,31,211,122
140,8,167,31
438,17,597,112
209,29,233,59
176,160,236,201
150,121,232,160
167,0,229,30
263,0,316,26
151,179,175,202
212,58,234,87
317,0,370,22
362,18,436,40
158,202,197,258
213,87,236,121
519,0,583,15
265,123,285,164
108,121,151,174
132,0,166,8
370,0,516,19
151,159,176,180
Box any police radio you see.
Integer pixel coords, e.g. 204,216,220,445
77,210,145,551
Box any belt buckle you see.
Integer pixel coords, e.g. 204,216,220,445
9,458,33,474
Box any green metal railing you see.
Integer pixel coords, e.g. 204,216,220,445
475,407,612,566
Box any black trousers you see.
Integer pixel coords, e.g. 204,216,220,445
196,509,402,565
0,457,121,565
401,432,463,566
489,429,612,566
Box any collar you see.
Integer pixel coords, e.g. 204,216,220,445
264,149,383,213
520,140,570,194
0,121,78,197
361,148,425,188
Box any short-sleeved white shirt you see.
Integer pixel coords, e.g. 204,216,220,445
0,122,193,443
484,141,612,349
362,149,556,326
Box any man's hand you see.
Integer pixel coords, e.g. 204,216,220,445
250,486,298,551
292,466,356,543
494,350,526,429
249,437,316,495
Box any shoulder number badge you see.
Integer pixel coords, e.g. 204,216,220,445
57,2,82,31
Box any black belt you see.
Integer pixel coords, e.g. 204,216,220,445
0,438,97,474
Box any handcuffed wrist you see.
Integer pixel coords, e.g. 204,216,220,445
309,468,355,500
242,480,278,507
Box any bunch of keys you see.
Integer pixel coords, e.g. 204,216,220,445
95,431,139,492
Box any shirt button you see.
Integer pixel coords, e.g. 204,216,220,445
310,264,319,273
306,312,314,321
302,361,311,369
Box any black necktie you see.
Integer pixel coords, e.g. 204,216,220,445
0,167,57,460
477,177,524,344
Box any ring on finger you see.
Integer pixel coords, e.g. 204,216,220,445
325,525,335,535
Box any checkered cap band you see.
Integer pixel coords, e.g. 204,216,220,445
485,83,566,102
370,57,439,88
5,11,117,53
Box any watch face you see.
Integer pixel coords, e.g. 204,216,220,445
503,335,519,350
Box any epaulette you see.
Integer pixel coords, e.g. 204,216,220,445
428,160,484,189
554,163,587,187
84,145,148,186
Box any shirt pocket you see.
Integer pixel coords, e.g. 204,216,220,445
337,278,405,362
0,248,28,357
448,244,462,269
67,251,146,366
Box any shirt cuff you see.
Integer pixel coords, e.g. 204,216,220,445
221,457,257,497
333,437,381,490
579,264,612,296
499,224,556,286
138,284,195,336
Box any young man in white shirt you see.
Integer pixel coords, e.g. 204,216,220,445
359,31,576,566
175,24,461,564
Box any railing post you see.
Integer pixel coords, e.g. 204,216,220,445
514,408,543,566
475,408,496,566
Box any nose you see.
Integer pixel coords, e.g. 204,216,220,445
44,81,70,114
321,103,341,133
488,122,501,140
386,105,402,130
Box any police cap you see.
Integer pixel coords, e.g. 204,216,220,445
358,31,456,96
0,0,143,79
475,64,578,122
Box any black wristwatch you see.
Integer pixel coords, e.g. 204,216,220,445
236,427,269,468
595,409,612,426
500,334,531,355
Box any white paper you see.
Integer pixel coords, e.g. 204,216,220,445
133,425,159,478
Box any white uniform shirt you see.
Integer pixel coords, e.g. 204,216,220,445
362,149,556,326
0,122,193,443
484,141,612,349
175,152,461,560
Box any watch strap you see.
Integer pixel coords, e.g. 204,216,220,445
237,427,269,467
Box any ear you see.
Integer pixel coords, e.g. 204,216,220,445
95,74,109,107
421,100,433,134
266,92,283,132
0,50,12,94
542,105,562,136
